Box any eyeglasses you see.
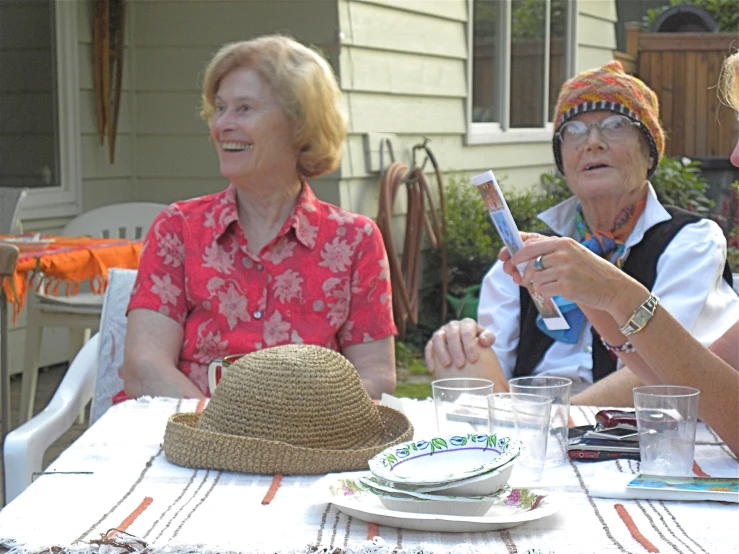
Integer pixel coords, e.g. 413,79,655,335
557,114,641,146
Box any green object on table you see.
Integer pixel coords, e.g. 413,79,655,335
446,285,481,320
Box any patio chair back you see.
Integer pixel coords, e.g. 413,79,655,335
0,187,27,234
90,268,137,423
62,202,166,239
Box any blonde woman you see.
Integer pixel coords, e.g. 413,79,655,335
123,36,396,399
500,52,739,455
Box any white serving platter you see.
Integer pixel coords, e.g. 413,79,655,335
321,473,560,533
368,432,521,486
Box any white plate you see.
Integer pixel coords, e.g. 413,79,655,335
321,473,560,533
359,474,512,502
368,433,521,486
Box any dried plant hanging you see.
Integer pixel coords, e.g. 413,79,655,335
93,0,125,164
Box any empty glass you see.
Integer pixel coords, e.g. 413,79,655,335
508,376,572,466
488,392,553,485
432,378,494,436
633,385,700,476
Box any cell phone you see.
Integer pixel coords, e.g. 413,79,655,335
568,435,641,461
595,409,637,428
585,425,639,442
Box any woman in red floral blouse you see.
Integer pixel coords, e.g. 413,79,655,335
122,36,397,399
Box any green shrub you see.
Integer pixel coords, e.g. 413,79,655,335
643,0,739,32
650,157,714,216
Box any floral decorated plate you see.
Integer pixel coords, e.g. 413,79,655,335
321,473,560,533
368,432,522,486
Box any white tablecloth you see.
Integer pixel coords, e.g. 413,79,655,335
0,397,737,553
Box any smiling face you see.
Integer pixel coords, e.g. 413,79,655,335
560,111,653,203
209,67,299,186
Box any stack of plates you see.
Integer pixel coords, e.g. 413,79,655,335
362,432,527,516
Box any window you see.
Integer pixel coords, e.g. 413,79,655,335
467,0,577,144
0,0,81,219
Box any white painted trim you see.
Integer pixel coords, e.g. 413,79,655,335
567,0,578,78
22,1,82,220
467,122,554,145
465,0,578,145
499,0,511,130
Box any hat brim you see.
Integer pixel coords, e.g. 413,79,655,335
163,406,414,474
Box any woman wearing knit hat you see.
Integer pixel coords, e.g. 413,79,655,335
496,52,739,455
426,60,738,407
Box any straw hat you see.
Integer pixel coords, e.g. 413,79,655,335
163,344,413,474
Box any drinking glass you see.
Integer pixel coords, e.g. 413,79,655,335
488,392,553,485
508,376,572,466
432,378,494,436
633,385,700,476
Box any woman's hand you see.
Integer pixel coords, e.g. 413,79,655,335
501,235,630,313
424,318,495,370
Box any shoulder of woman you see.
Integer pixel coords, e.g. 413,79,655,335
671,216,727,248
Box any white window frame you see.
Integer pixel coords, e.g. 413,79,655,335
466,0,578,145
22,0,82,220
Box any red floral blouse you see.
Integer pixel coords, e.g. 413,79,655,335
127,183,396,395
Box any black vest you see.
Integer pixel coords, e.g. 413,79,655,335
512,206,734,382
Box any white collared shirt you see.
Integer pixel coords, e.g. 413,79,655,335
478,184,739,394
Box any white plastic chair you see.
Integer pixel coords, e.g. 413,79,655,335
5,268,137,504
0,187,28,234
19,202,165,424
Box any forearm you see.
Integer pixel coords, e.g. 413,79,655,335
123,358,205,399
343,337,396,400
572,366,643,407
607,287,739,455
360,370,396,400
580,303,662,386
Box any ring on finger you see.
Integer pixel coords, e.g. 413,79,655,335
534,255,546,270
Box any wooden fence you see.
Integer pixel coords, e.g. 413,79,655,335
625,28,738,158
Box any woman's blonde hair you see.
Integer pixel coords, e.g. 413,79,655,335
201,35,347,179
719,51,739,111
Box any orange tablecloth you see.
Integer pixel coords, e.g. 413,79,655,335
0,235,142,321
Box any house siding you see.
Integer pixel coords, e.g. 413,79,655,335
337,0,618,219
128,0,340,204
577,0,618,72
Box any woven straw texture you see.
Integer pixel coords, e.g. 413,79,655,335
163,344,413,474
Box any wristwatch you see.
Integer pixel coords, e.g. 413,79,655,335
619,293,660,336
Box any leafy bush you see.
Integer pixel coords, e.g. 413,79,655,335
650,157,714,216
643,0,739,32
417,173,568,338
